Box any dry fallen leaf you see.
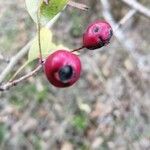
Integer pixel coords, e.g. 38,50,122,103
90,102,112,118
61,142,74,150
124,59,134,71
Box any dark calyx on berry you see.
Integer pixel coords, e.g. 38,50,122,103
109,29,113,37
59,65,73,82
93,27,99,33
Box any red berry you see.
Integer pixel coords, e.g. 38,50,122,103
83,20,113,50
44,50,82,88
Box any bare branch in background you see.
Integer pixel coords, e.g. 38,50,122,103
101,0,136,51
121,0,150,18
114,9,136,30
68,1,89,11
100,0,150,72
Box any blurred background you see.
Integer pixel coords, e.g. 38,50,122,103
0,0,150,149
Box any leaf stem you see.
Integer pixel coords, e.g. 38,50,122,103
37,5,43,65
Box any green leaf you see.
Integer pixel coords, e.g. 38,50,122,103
0,123,6,143
28,27,68,63
40,0,69,24
28,27,53,62
25,0,69,25
72,114,88,132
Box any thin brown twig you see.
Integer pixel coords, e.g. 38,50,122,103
43,0,49,5
0,65,42,91
68,1,89,11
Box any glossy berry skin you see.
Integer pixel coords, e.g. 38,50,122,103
83,20,113,50
44,50,81,88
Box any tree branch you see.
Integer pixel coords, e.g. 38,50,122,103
114,9,136,30
121,0,150,18
0,41,33,83
0,64,42,91
101,0,136,52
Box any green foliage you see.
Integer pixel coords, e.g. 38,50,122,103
72,113,88,132
0,123,6,144
36,87,49,103
25,0,69,25
40,0,69,24
19,84,48,102
32,136,42,150
28,28,53,62
70,11,84,38
11,95,26,108
9,83,49,108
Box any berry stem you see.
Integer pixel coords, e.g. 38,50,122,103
71,46,85,53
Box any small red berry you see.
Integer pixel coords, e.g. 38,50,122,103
44,50,82,88
83,20,113,50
